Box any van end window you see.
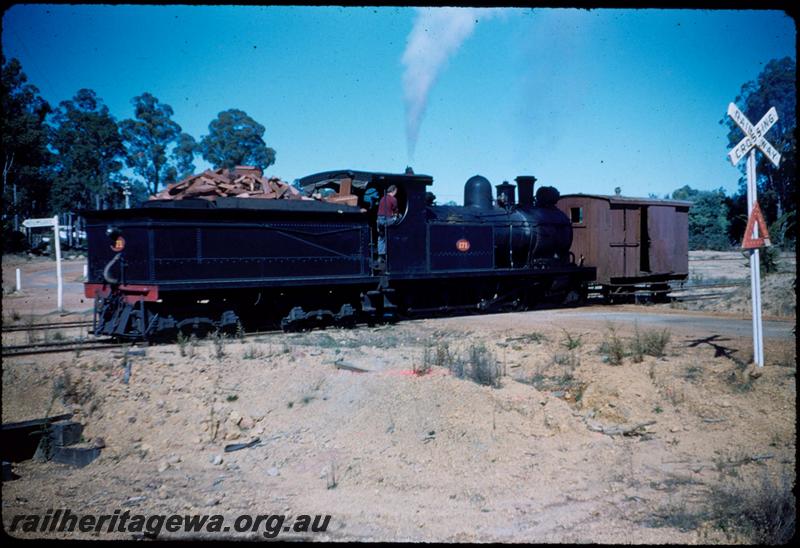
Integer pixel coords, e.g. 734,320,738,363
570,207,583,224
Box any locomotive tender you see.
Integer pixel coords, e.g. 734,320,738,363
84,170,595,339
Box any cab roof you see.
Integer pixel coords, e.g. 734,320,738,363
297,169,433,193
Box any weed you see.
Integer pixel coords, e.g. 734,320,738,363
468,344,501,387
177,331,188,357
560,329,583,350
52,331,65,341
644,506,707,532
630,324,645,363
731,375,755,393
416,347,434,376
416,340,504,387
648,469,796,543
710,470,795,543
243,344,264,360
188,334,198,358
629,325,671,362
552,351,580,370
506,332,548,345
725,359,756,392
289,378,325,407
11,309,21,322
641,328,671,358
235,321,245,342
226,394,238,402
210,330,227,360
374,334,400,349
293,332,336,348
524,350,583,401
53,371,97,414
772,345,796,368
25,315,37,344
653,406,663,414
448,351,465,379
684,365,702,382
599,324,625,365
434,341,453,367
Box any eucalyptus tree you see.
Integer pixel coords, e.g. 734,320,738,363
1,56,52,234
120,93,183,195
49,88,125,211
199,109,276,171
722,57,796,243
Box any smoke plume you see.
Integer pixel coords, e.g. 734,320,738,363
401,8,502,160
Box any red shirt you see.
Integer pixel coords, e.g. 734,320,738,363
378,194,398,217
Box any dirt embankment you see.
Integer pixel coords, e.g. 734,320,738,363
2,250,795,542
2,308,795,543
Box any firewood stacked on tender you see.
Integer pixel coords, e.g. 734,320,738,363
150,166,303,201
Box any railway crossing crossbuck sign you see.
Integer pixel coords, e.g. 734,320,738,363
726,102,781,368
727,104,781,168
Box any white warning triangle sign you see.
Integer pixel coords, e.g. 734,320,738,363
742,201,771,250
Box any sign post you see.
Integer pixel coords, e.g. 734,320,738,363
22,216,63,312
726,103,781,368
54,215,63,312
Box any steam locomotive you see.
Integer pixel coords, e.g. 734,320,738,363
83,169,595,339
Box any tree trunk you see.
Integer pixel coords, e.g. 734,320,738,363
153,155,161,196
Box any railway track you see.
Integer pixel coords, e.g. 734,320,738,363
668,280,747,302
1,337,125,357
0,281,755,357
1,326,291,358
2,320,93,333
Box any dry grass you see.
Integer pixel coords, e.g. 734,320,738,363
423,340,501,387
644,469,795,544
599,324,626,365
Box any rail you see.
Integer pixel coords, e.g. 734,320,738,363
2,320,93,333
2,337,125,357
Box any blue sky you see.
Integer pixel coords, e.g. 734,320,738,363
2,5,796,203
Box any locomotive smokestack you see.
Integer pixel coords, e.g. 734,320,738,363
515,176,536,209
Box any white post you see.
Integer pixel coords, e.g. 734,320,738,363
16,268,21,292
746,150,764,367
53,214,63,312
83,264,88,280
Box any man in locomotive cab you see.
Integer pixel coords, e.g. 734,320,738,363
376,184,400,267
378,185,399,218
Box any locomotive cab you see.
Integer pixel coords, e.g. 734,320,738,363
296,169,433,272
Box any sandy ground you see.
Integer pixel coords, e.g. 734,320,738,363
1,252,796,542
2,254,93,321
